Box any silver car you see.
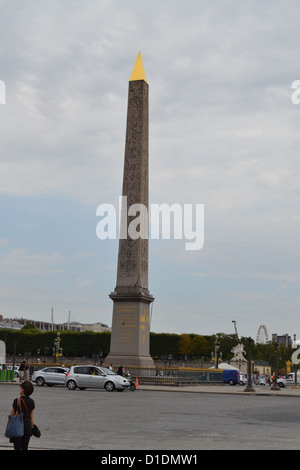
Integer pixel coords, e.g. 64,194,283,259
65,365,131,391
32,367,69,386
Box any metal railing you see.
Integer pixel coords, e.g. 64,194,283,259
117,366,223,386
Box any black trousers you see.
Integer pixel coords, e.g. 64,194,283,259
12,435,31,451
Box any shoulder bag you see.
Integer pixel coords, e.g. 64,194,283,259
5,398,24,439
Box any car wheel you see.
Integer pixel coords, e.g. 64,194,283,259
228,379,235,385
36,377,45,387
105,381,115,392
278,382,284,388
67,380,77,390
130,383,136,391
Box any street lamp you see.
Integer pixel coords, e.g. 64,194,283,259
215,340,220,369
244,337,255,392
271,335,280,391
53,332,62,364
292,334,299,389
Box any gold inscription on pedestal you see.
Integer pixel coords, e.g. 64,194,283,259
115,305,137,343
140,307,149,344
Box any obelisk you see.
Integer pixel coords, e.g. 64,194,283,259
106,52,154,367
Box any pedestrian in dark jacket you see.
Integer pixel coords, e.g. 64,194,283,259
117,366,125,376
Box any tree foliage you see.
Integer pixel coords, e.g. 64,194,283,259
0,328,295,367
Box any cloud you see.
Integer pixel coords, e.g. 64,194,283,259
0,249,65,274
0,1,300,337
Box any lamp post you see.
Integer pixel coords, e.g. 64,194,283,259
12,341,17,370
53,337,58,364
271,335,280,391
244,337,255,392
44,347,49,363
292,362,299,389
215,340,220,369
292,334,299,389
53,332,62,364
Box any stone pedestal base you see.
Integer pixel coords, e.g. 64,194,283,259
105,291,154,368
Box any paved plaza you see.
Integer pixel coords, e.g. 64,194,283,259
1,381,300,451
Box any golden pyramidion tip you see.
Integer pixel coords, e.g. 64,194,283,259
129,51,148,84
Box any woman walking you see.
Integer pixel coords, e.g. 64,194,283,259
8,380,35,450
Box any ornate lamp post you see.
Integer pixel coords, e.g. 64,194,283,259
215,340,220,369
292,334,299,389
53,332,62,364
271,335,280,391
244,337,255,392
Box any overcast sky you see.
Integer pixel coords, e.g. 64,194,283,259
0,1,300,342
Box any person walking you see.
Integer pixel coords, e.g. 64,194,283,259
18,361,25,382
8,380,35,451
23,361,29,381
117,366,125,376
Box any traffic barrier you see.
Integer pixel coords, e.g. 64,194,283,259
0,370,14,382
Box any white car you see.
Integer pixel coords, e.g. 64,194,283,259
32,367,69,386
7,366,20,377
0,365,19,377
258,375,266,385
239,374,248,385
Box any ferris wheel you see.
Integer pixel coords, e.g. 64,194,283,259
256,325,269,344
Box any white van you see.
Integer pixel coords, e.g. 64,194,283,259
277,372,300,388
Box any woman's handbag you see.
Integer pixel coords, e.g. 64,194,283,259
5,399,24,438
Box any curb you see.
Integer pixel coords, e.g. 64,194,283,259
2,381,300,397
138,384,300,397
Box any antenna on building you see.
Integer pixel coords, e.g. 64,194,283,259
51,307,54,330
68,310,71,330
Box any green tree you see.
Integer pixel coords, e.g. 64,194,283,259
21,323,39,332
189,335,210,358
178,334,192,356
